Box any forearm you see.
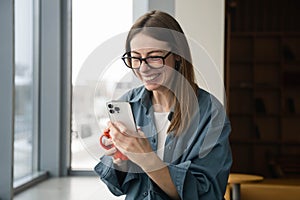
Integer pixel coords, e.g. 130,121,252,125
141,154,180,200
147,165,180,200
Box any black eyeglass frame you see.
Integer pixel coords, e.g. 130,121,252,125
121,51,172,69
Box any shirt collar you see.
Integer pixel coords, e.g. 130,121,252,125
127,86,175,118
128,86,153,109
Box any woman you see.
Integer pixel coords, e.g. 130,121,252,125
95,10,232,200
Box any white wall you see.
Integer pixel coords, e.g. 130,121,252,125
175,0,225,104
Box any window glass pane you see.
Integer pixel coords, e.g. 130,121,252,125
72,0,133,170
14,0,39,181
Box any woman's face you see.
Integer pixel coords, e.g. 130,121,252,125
129,33,176,92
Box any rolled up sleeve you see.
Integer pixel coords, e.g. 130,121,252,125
168,124,232,200
94,156,124,196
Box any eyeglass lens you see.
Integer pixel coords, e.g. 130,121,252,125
122,52,171,69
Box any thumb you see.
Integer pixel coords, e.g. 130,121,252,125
137,129,146,138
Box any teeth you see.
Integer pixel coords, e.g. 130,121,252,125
143,74,159,81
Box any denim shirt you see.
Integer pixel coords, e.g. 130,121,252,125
94,86,232,200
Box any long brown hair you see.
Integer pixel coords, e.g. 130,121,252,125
125,10,198,136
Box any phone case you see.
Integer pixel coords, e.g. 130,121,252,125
106,101,137,135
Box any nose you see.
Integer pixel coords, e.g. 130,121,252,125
139,59,150,72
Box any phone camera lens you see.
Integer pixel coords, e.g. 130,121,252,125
109,109,114,114
107,104,113,108
114,106,120,113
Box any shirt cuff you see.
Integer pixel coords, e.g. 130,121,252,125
167,160,191,197
94,156,124,196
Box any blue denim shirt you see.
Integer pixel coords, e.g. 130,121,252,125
94,86,232,200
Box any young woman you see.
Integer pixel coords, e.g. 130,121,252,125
95,10,232,200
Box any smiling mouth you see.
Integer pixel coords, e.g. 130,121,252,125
142,74,160,82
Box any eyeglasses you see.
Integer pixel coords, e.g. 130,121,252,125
121,51,172,69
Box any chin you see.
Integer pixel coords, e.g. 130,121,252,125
144,83,161,91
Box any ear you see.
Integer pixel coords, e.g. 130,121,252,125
174,54,181,62
173,54,182,71
175,60,181,71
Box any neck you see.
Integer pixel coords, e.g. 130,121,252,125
152,89,175,112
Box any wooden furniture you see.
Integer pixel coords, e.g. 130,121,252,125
240,178,300,200
228,173,264,200
226,0,300,178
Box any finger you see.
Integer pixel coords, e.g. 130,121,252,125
114,121,127,133
108,121,117,130
104,147,117,156
101,137,113,146
107,122,119,137
137,129,146,138
107,121,112,127
108,122,126,143
106,122,117,138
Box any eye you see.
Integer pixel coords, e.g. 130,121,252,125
147,57,161,62
131,57,140,63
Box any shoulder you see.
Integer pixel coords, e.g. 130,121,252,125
196,88,229,123
196,88,224,109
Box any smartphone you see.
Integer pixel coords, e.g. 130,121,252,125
106,101,138,135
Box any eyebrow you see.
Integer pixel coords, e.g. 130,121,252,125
130,50,165,56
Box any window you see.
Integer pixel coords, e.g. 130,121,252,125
14,0,40,184
72,0,134,170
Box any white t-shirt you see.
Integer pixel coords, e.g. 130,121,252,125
153,112,170,160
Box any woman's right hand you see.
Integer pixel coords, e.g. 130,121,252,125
107,122,165,172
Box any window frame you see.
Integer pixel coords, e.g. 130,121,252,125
0,1,14,199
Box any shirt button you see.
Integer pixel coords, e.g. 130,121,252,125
168,146,171,150
143,191,148,196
